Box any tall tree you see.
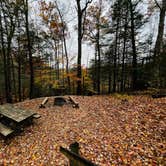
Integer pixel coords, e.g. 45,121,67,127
121,1,129,92
129,0,138,90
24,0,34,99
154,0,166,59
112,0,121,92
54,1,71,93
83,0,108,94
153,0,166,87
0,0,19,102
75,0,93,95
39,1,66,83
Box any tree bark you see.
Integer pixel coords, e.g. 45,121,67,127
113,18,119,93
76,0,92,95
96,27,101,94
121,4,128,92
55,1,71,93
154,0,166,58
24,0,34,99
108,51,112,94
153,0,166,87
77,5,82,95
129,0,137,90
96,0,102,94
93,45,97,91
17,35,22,102
0,9,9,102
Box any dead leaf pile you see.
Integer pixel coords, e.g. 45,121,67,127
0,95,165,165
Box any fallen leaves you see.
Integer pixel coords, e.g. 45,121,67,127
0,95,165,165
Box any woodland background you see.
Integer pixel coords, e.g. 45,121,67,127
0,0,165,103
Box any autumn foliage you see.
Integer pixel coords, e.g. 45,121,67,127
0,95,165,165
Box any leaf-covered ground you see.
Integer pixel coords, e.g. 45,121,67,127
0,95,165,165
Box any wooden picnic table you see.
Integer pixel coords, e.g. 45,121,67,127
0,104,35,123
0,104,38,137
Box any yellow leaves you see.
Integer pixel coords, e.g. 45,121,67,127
112,93,131,101
78,137,86,144
121,157,128,164
54,144,58,150
83,129,90,135
43,15,49,22
39,0,62,38
32,154,37,160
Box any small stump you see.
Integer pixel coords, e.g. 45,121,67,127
54,97,67,106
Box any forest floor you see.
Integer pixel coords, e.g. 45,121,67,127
0,95,165,166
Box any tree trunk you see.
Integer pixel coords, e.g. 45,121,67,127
96,0,102,94
18,56,21,102
55,2,71,93
77,7,82,95
129,0,137,90
6,38,12,103
11,54,17,102
108,52,112,94
57,40,60,80
121,5,128,92
94,45,97,91
154,0,166,87
18,36,22,102
96,30,101,94
0,10,9,102
113,18,119,93
24,0,34,99
76,0,92,95
154,0,166,58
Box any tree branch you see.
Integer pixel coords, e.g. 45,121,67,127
81,9,87,39
82,0,93,13
154,0,162,10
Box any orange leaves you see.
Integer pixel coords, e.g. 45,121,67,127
0,95,165,165
50,21,57,29
42,15,49,22
38,0,64,40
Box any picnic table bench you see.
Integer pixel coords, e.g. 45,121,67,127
0,122,14,137
0,104,39,137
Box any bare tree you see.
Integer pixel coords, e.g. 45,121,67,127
55,1,71,93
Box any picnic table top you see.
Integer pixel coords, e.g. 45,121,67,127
0,104,35,123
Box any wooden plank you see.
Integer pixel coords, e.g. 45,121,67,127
0,105,35,123
33,114,41,119
60,146,97,166
39,97,49,108
68,96,79,108
0,122,14,136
